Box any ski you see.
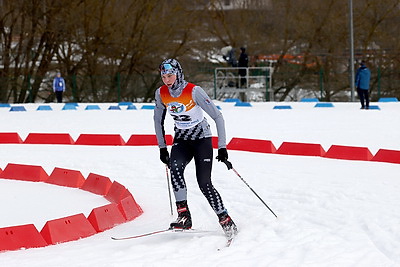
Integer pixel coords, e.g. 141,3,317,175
111,228,212,241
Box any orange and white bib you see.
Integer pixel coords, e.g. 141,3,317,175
160,83,204,129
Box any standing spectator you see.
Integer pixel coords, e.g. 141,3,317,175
355,60,371,109
238,47,249,87
53,72,66,103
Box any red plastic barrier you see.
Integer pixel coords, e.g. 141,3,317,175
40,213,96,245
0,163,49,182
0,132,23,144
24,133,75,145
0,224,48,252
126,134,173,146
211,136,219,149
276,142,326,156
46,167,85,188
118,195,143,221
227,138,276,153
75,134,126,146
372,149,400,164
324,145,373,161
87,203,126,232
81,173,112,195
105,181,133,203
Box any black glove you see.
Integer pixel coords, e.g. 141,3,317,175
160,148,170,167
216,148,228,162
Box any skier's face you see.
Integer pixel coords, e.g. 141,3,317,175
161,73,177,88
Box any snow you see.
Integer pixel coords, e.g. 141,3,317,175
0,101,400,266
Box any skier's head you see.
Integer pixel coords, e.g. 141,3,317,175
159,58,185,90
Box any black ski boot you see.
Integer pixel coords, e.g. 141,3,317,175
170,200,192,229
218,212,238,239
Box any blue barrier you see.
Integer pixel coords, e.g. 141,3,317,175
37,105,52,111
118,102,133,106
141,105,155,110
85,105,101,110
108,105,121,110
65,102,79,106
378,97,398,102
368,105,380,110
62,105,77,110
300,98,319,102
10,106,27,112
234,102,252,107
273,105,292,109
314,103,334,108
0,103,11,108
127,104,137,110
224,98,241,103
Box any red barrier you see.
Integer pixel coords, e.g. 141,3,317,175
211,136,219,149
118,195,143,221
227,138,276,153
324,145,373,161
372,149,400,164
40,214,97,245
126,134,173,146
81,173,112,195
46,167,85,188
75,134,126,146
105,181,133,203
24,133,75,145
0,132,23,144
0,224,48,252
87,203,126,232
0,163,49,182
276,142,326,156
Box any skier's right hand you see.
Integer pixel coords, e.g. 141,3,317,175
159,147,170,168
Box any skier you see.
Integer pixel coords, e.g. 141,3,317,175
153,58,237,239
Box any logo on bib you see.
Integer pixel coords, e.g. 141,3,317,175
168,102,186,113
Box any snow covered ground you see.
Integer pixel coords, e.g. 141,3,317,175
0,101,399,267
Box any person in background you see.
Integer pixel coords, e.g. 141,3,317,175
153,58,238,239
238,47,249,87
355,60,371,109
53,72,66,103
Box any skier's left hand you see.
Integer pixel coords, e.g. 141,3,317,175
216,148,228,162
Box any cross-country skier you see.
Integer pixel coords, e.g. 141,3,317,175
153,58,237,239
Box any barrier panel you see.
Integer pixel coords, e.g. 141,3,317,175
371,149,400,164
85,105,101,110
24,133,75,145
276,142,326,157
378,97,398,102
87,203,126,232
127,104,137,110
324,145,373,161
0,224,48,252
126,134,173,146
0,132,23,144
10,106,26,112
46,167,86,188
314,103,334,108
300,98,319,102
141,105,155,110
81,173,113,196
108,105,121,110
75,134,126,146
234,102,252,107
273,105,292,109
105,181,133,203
0,163,49,182
211,136,219,149
37,105,52,111
40,213,97,245
118,195,143,221
223,98,241,103
227,138,276,153
62,105,77,110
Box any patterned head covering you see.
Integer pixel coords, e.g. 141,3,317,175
159,58,187,91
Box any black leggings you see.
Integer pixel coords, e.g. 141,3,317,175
170,137,226,215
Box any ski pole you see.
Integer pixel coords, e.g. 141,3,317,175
223,160,278,218
165,165,174,216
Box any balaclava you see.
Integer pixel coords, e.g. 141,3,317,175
159,59,187,94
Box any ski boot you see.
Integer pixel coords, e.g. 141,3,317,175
218,212,238,239
170,200,192,229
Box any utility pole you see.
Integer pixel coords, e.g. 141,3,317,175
349,0,355,102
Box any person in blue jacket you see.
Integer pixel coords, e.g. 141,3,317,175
355,60,371,109
53,72,66,103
